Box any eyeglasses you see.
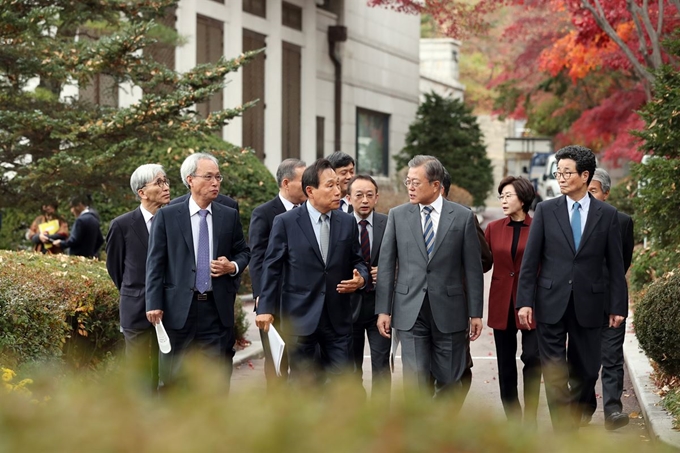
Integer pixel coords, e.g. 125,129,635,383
403,179,424,188
553,171,576,180
497,193,517,201
192,174,223,182
352,193,376,200
145,178,170,188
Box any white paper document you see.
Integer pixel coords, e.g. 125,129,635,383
267,325,286,376
155,320,172,354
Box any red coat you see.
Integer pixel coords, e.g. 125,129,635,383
485,215,535,330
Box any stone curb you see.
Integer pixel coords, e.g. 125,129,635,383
233,340,264,367
624,328,680,449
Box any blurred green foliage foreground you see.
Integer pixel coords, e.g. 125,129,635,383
0,356,675,453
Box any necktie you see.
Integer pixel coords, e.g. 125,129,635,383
340,200,346,212
147,215,154,233
423,205,435,259
195,209,210,293
571,202,582,250
359,219,373,291
320,214,330,264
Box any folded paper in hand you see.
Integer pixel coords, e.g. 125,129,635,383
155,320,172,354
267,325,285,377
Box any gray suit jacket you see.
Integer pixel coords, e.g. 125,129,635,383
375,199,484,334
350,211,387,322
145,199,250,330
516,194,628,327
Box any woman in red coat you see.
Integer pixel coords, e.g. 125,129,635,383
485,176,541,425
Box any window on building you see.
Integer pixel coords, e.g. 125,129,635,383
356,108,389,176
282,2,302,31
282,41,301,160
242,29,266,161
316,116,325,159
144,6,176,96
78,29,118,107
243,0,266,17
196,15,224,122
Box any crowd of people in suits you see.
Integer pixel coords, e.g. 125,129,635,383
96,144,632,432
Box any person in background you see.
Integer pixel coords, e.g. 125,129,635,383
26,201,69,254
326,151,355,213
484,176,541,426
249,158,307,388
579,168,635,430
53,195,103,258
106,164,171,392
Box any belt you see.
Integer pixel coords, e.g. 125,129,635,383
194,291,213,301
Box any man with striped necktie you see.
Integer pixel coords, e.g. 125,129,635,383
375,155,484,402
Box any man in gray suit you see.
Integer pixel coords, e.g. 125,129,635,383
146,153,250,390
348,174,390,393
517,145,627,431
376,155,484,400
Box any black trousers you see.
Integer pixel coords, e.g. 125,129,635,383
351,292,391,393
260,312,289,389
581,317,626,418
287,304,353,384
538,294,602,431
122,326,159,394
493,302,541,421
160,293,234,391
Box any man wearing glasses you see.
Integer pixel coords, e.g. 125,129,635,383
516,145,627,431
146,153,250,391
376,155,484,404
106,164,171,392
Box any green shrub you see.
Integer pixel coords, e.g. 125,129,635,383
634,270,680,376
629,245,680,293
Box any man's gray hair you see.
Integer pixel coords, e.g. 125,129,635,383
276,158,306,187
407,155,445,184
130,164,166,200
180,153,219,188
592,168,611,194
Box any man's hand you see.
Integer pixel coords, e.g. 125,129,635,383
39,231,50,244
211,256,236,277
370,266,378,285
52,239,62,247
518,307,533,329
377,314,391,338
469,317,483,341
337,269,365,293
146,309,163,325
256,314,274,332
609,314,625,328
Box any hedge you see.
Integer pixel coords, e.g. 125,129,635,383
634,270,680,376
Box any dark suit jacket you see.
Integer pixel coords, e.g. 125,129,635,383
61,211,103,258
516,194,628,328
106,207,152,330
350,211,387,322
249,196,286,300
484,215,534,330
618,211,634,273
171,193,239,212
257,203,369,337
146,199,250,330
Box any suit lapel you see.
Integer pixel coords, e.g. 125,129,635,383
579,196,602,252
327,211,342,264
552,196,577,253
430,201,455,259
408,204,429,261
131,208,149,250
297,204,324,265
211,204,224,259
176,200,195,262
272,197,286,217
514,216,532,267
371,214,386,265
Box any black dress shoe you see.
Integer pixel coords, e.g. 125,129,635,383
605,412,630,430
580,413,592,427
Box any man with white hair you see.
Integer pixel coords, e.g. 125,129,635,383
106,164,171,391
578,168,634,430
146,153,250,391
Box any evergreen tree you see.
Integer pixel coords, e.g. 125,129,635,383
397,92,493,206
0,0,260,210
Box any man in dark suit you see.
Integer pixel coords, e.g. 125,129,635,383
578,168,635,430
376,155,484,403
146,153,250,390
53,195,104,258
106,164,171,391
347,174,390,394
255,159,369,383
249,158,306,388
326,151,355,213
517,145,628,431
170,192,238,212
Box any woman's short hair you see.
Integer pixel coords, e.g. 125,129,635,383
498,175,535,213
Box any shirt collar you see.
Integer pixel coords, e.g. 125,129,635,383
188,196,212,216
567,193,590,212
306,201,329,223
139,205,154,223
420,194,443,213
278,193,296,211
354,210,374,226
